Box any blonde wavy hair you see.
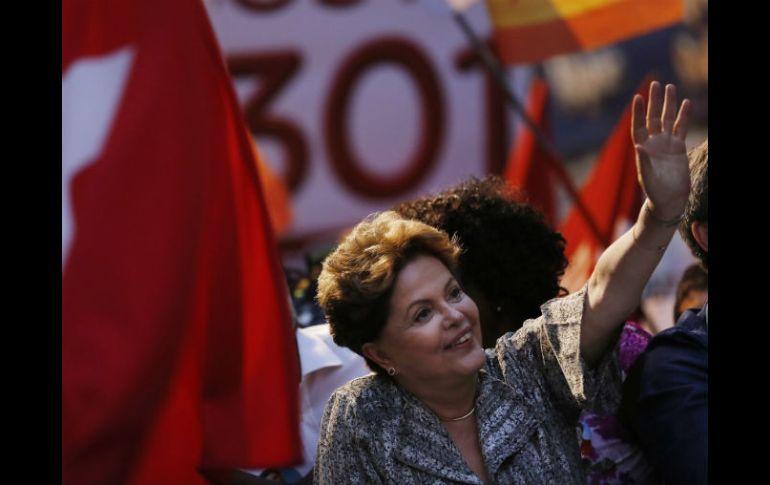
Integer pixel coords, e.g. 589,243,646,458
317,211,461,376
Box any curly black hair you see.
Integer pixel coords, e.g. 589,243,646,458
393,176,568,347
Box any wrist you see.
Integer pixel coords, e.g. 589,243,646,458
643,199,684,227
631,223,668,252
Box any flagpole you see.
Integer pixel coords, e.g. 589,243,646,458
451,10,608,246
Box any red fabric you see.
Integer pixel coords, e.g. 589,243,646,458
62,1,302,483
503,78,559,225
558,82,649,292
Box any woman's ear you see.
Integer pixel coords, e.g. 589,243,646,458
362,342,391,370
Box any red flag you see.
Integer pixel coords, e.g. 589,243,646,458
62,0,301,483
503,78,559,225
558,82,650,292
485,0,683,64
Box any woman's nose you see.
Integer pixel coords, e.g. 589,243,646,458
442,304,464,328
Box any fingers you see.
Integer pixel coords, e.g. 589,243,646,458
643,81,690,142
631,95,648,145
661,84,677,133
673,98,691,141
646,81,663,134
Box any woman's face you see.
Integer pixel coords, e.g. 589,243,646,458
371,254,485,387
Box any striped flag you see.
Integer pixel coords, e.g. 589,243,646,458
485,0,683,64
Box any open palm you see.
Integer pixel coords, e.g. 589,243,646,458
632,82,691,219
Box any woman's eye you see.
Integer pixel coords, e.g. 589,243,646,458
414,308,432,323
448,286,463,301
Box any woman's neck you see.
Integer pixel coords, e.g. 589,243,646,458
397,373,479,421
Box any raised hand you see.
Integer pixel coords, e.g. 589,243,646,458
631,81,691,220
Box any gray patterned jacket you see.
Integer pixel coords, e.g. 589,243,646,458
315,286,622,484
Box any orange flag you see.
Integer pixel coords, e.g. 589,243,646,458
252,142,294,237
486,0,683,64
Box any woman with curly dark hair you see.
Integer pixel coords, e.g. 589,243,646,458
393,176,568,348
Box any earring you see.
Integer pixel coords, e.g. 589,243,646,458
387,367,397,376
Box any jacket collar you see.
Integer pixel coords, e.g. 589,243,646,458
390,369,541,483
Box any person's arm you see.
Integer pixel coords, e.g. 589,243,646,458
581,82,691,364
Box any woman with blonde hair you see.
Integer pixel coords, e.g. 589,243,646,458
314,82,691,484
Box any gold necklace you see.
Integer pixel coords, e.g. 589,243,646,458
440,406,476,422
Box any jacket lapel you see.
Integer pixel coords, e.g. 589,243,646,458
477,368,542,477
392,387,482,484
390,369,541,484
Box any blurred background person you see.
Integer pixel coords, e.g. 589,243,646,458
673,263,708,322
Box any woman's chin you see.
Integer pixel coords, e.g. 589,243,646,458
459,346,486,374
